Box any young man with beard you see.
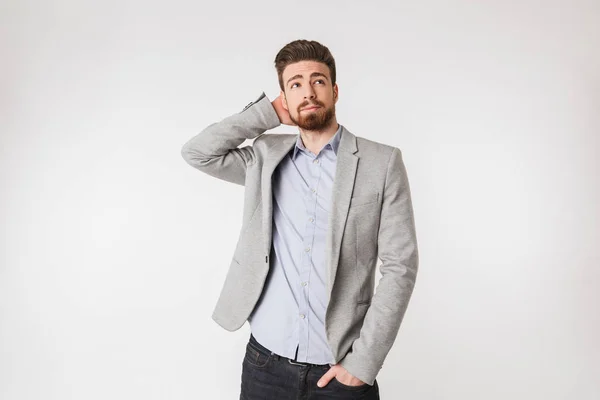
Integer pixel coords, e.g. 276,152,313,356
181,39,419,399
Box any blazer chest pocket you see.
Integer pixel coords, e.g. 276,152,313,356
349,192,379,207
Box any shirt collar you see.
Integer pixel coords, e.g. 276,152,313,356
292,124,343,159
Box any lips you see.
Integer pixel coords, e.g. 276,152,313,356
301,106,321,111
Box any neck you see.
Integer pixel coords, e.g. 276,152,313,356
298,118,339,154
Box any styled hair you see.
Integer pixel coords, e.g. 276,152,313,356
274,39,336,91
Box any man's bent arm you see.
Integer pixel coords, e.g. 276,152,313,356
180,92,281,185
339,147,419,385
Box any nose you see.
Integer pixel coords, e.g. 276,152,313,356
303,85,316,100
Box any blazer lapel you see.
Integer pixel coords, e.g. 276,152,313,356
326,127,358,298
262,135,297,256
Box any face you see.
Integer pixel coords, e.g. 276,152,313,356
281,60,338,131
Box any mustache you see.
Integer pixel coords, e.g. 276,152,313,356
298,100,324,110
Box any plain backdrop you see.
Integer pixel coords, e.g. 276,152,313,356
1,0,599,399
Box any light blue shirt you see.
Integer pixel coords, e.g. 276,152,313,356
248,124,343,365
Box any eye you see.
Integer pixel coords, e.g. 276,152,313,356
291,82,299,88
315,79,325,84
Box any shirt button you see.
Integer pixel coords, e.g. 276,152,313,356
309,217,314,223
301,282,307,286
305,247,311,252
313,159,320,164
311,188,316,193
300,314,306,319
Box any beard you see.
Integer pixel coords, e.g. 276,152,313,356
289,101,336,131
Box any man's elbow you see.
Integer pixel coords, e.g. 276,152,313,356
181,142,211,169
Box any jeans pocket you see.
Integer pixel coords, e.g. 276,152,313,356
331,376,371,391
244,342,271,368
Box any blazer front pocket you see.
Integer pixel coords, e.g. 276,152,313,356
349,192,379,207
233,200,262,263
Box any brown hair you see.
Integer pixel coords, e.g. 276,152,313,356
274,39,336,91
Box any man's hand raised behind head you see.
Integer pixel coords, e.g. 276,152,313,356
271,94,296,126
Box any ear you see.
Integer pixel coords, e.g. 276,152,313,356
333,83,339,104
281,90,289,111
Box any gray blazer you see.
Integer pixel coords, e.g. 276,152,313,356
181,92,419,385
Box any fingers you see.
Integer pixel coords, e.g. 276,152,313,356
317,366,338,388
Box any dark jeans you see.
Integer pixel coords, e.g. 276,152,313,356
240,334,380,400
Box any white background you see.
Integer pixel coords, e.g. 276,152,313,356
1,0,599,399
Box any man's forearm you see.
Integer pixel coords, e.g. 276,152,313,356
180,92,281,185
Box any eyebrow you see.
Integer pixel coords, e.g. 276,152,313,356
286,72,329,86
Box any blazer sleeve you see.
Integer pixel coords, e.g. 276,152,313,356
180,92,281,185
339,147,419,385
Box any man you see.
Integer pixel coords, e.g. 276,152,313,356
181,39,419,399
